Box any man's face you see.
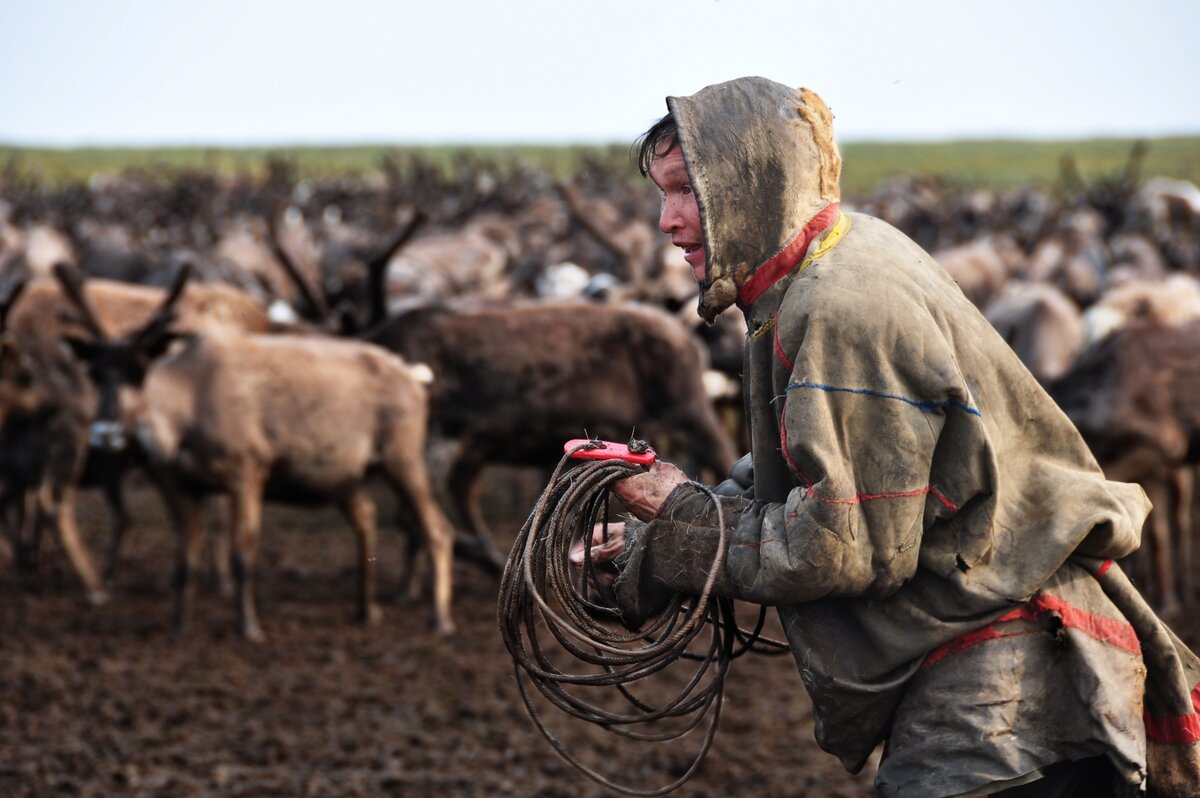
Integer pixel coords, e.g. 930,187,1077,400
649,144,705,282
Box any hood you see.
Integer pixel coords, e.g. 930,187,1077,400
668,77,842,322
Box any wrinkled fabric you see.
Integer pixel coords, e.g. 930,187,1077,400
879,560,1147,797
615,76,1200,798
667,77,840,322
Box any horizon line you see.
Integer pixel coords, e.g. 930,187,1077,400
3,131,1199,152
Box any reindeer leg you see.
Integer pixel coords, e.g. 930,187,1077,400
340,487,381,625
102,475,131,584
0,507,10,565
448,456,504,575
229,477,266,643
410,487,455,636
172,491,206,637
393,497,425,603
388,435,455,635
672,406,738,485
208,495,234,598
0,495,14,566
1172,466,1195,605
1143,478,1177,613
16,488,40,573
45,483,107,605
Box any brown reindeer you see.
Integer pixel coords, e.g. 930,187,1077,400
932,234,1026,309
268,204,737,572
0,274,111,603
7,270,275,342
364,300,739,570
1050,319,1200,610
59,277,455,640
1,265,279,582
983,280,1085,384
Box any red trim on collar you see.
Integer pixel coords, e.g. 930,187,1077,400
737,203,840,307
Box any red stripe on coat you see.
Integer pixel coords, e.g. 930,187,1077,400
772,324,794,373
777,419,960,514
1146,684,1200,745
774,381,959,513
921,593,1141,672
738,203,840,307
1033,593,1141,656
921,625,1041,670
778,413,803,479
1144,709,1200,745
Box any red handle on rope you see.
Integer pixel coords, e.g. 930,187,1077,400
564,439,657,466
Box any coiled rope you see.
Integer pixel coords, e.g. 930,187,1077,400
498,442,789,796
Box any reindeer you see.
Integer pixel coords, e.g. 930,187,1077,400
1049,319,1200,611
364,300,739,571
269,208,739,573
932,234,1026,309
0,276,110,603
58,271,455,640
264,206,426,332
983,280,1085,384
1,264,282,582
7,266,276,342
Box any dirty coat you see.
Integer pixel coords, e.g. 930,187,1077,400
614,77,1200,798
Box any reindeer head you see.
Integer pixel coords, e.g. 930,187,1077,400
265,206,425,333
55,262,190,452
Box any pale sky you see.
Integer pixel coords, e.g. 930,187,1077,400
2,0,1197,147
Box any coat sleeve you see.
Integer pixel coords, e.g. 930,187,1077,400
616,285,969,627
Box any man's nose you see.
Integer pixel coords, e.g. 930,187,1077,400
659,198,680,234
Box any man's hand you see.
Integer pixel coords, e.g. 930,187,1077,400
569,521,627,589
567,461,688,594
611,461,689,521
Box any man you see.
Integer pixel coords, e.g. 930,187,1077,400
572,77,1200,797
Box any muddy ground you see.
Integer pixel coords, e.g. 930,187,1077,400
1,470,1196,798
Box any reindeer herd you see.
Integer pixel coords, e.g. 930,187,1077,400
0,147,1197,640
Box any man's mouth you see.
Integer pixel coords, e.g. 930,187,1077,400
680,244,706,280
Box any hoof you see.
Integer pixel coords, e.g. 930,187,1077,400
434,617,456,636
86,589,110,607
357,605,383,626
242,625,266,644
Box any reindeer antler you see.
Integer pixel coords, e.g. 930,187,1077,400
365,209,427,274
129,262,191,351
363,209,427,329
554,180,644,289
52,262,108,340
265,204,330,323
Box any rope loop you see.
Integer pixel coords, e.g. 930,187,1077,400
498,447,788,796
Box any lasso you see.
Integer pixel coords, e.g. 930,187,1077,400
498,441,787,796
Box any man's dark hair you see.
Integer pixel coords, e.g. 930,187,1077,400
634,113,678,177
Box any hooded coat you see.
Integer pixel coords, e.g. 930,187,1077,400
615,77,1200,798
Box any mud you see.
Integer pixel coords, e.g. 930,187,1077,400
1,471,1195,797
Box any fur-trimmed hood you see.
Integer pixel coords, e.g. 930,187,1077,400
666,77,841,322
